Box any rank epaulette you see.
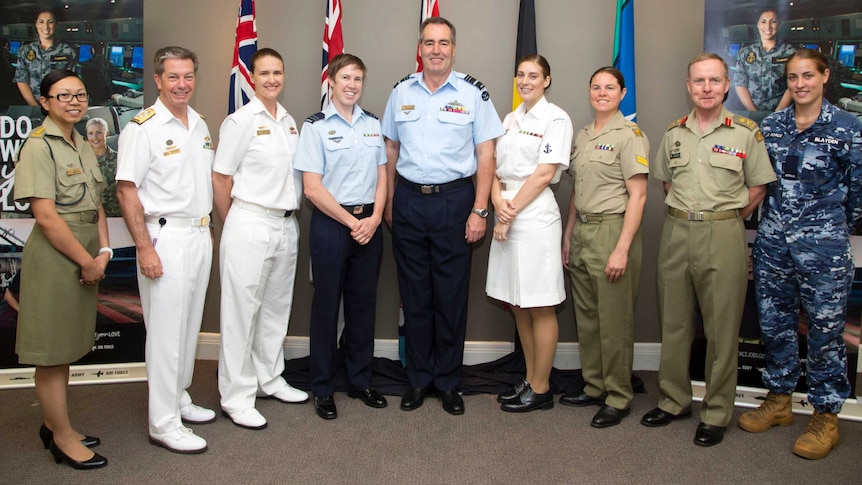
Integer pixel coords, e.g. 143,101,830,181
199,114,206,120
131,108,156,125
393,73,416,89
461,73,487,91
305,112,325,124
28,126,46,138
731,114,759,131
362,109,378,120
667,116,687,131
627,121,645,137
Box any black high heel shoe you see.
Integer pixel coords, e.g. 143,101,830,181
40,424,100,450
49,441,107,470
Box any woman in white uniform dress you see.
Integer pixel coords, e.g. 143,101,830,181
487,55,573,413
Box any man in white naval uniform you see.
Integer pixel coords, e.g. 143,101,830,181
117,46,215,454
213,48,308,431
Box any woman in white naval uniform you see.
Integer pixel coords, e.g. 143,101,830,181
487,55,573,413
213,48,308,430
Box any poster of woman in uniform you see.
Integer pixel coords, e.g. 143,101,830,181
702,0,862,416
0,1,145,383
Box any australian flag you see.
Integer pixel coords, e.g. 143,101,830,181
228,0,257,114
321,0,344,109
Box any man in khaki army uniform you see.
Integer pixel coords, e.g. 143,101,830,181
642,53,776,447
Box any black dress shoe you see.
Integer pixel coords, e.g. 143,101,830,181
559,391,604,407
591,405,630,428
439,390,465,416
500,385,554,413
348,387,388,408
40,424,100,450
694,422,726,447
314,396,337,420
400,388,428,411
497,379,527,404
640,407,692,427
49,441,108,470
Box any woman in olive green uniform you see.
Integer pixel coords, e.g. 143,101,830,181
14,69,110,470
562,67,649,428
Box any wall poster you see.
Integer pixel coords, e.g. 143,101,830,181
701,0,862,421
0,0,146,388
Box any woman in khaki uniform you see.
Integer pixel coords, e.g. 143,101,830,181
561,67,649,428
14,69,110,470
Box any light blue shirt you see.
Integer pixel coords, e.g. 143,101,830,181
381,70,504,184
295,103,386,205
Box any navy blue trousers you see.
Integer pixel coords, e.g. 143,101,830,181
309,206,382,396
391,181,474,391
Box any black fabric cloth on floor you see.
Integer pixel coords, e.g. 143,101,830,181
281,349,645,397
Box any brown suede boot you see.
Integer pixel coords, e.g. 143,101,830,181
792,411,840,460
738,392,793,432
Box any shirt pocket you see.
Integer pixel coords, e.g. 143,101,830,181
800,145,839,196
324,135,352,153
55,168,87,206
437,110,473,147
394,109,420,124
589,149,616,165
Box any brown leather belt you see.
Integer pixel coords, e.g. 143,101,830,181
577,213,624,223
58,210,98,223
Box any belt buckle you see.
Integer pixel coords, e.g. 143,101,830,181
199,215,211,226
352,205,364,215
688,211,704,221
578,214,589,223
90,211,99,223
420,184,435,195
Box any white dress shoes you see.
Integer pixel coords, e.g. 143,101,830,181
265,384,309,404
180,403,217,424
222,408,267,430
149,426,208,454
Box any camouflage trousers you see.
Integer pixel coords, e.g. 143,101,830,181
753,231,852,414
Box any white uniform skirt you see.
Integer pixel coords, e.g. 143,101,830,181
486,186,566,308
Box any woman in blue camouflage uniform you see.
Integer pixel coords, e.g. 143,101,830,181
739,49,862,461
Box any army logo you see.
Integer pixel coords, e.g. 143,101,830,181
746,51,756,64
27,49,36,61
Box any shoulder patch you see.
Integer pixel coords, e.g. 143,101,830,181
393,73,415,89
362,109,378,120
305,112,325,124
131,108,156,125
29,126,46,138
731,114,759,131
667,115,687,131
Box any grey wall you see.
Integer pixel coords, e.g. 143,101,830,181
143,0,707,342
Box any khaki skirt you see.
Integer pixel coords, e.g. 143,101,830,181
16,218,99,366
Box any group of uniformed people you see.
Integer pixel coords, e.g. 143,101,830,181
12,14,861,469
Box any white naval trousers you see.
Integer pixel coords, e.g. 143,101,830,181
218,204,299,413
139,223,212,434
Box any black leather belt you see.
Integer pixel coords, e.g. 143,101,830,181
341,203,373,215
397,174,471,194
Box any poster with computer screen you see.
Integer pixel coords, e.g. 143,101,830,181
701,0,862,420
0,1,146,387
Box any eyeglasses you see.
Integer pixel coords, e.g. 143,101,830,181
46,93,90,102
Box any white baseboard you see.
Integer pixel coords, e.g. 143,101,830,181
195,332,662,371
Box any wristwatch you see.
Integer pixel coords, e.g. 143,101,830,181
471,207,489,218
